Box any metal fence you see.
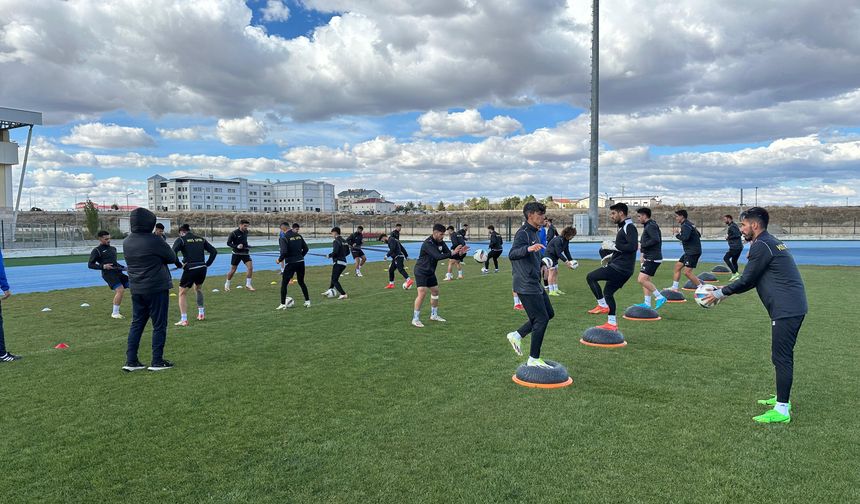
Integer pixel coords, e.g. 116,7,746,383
2,212,859,250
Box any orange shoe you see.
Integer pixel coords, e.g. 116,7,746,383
404,278,414,289
384,284,395,289
595,322,618,331
587,305,610,314
514,303,524,311
197,314,205,321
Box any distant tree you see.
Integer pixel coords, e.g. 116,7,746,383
394,205,406,213
83,200,100,238
500,196,521,210
437,201,446,211
404,201,417,213
110,203,120,211
476,196,490,210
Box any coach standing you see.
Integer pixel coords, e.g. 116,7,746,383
122,208,178,372
704,207,807,424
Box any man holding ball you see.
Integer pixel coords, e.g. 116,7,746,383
703,207,807,424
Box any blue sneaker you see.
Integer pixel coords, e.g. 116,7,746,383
635,302,651,309
654,297,667,310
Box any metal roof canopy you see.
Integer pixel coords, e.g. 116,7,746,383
1,107,42,215
0,107,43,130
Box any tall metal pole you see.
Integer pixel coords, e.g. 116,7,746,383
14,125,33,216
588,0,600,235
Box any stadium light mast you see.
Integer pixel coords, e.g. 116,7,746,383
588,0,600,235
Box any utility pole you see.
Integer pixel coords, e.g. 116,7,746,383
587,0,600,235
755,186,758,206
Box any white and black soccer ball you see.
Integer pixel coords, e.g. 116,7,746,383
402,280,412,290
541,256,554,269
694,284,719,309
324,289,336,298
284,297,295,308
473,249,488,263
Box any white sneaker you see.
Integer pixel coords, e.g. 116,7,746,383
506,331,523,356
355,270,363,277
245,285,256,292
111,313,124,319
430,314,446,322
304,301,311,308
527,357,553,369
338,294,348,300
481,268,488,274
494,269,499,273
276,304,287,310
412,319,424,328
224,282,231,292
174,320,188,326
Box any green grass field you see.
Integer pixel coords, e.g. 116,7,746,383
1,259,858,503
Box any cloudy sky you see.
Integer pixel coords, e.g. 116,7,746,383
2,0,859,209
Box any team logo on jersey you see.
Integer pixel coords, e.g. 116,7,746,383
776,244,788,251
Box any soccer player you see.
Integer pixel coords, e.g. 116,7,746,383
380,232,413,289
458,223,470,241
326,227,350,300
702,207,807,424
412,224,468,327
545,226,578,296
635,208,666,309
277,222,311,309
391,223,402,241
724,214,743,281
154,222,167,241
0,247,20,363
171,224,217,326
586,203,638,331
505,202,555,368
483,225,504,273
445,225,466,280
88,230,129,319
346,226,366,277
669,209,703,291
225,220,254,291
122,208,178,372
545,218,558,243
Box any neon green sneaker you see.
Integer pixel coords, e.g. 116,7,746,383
753,409,790,423
756,395,791,410
556,289,566,295
548,290,560,297
527,357,552,369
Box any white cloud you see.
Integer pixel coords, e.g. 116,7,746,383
216,117,268,145
60,123,155,149
417,109,522,137
156,126,206,141
261,0,290,22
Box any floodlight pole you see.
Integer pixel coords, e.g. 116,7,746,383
13,124,33,216
588,0,600,235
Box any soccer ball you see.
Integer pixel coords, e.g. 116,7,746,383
324,289,336,298
473,249,488,263
402,280,412,290
542,256,554,269
694,284,719,309
284,297,295,308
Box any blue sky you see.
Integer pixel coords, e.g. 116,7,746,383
2,0,860,209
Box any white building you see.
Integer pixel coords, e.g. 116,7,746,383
148,175,334,213
611,195,662,208
351,198,396,214
272,179,335,213
337,188,382,212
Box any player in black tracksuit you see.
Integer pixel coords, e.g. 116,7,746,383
505,202,555,365
327,227,350,298
171,224,217,324
88,230,129,318
586,203,638,330
705,207,807,423
391,224,402,241
277,222,310,308
670,209,703,290
379,233,412,289
545,219,558,243
636,207,666,309
544,226,577,295
411,224,467,327
446,225,467,280
723,214,743,277
225,220,254,291
484,225,504,272
346,226,366,277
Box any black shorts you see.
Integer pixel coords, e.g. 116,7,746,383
450,254,465,263
415,273,438,288
678,254,700,269
179,267,208,288
640,260,661,277
351,249,365,259
230,254,252,266
103,272,129,290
